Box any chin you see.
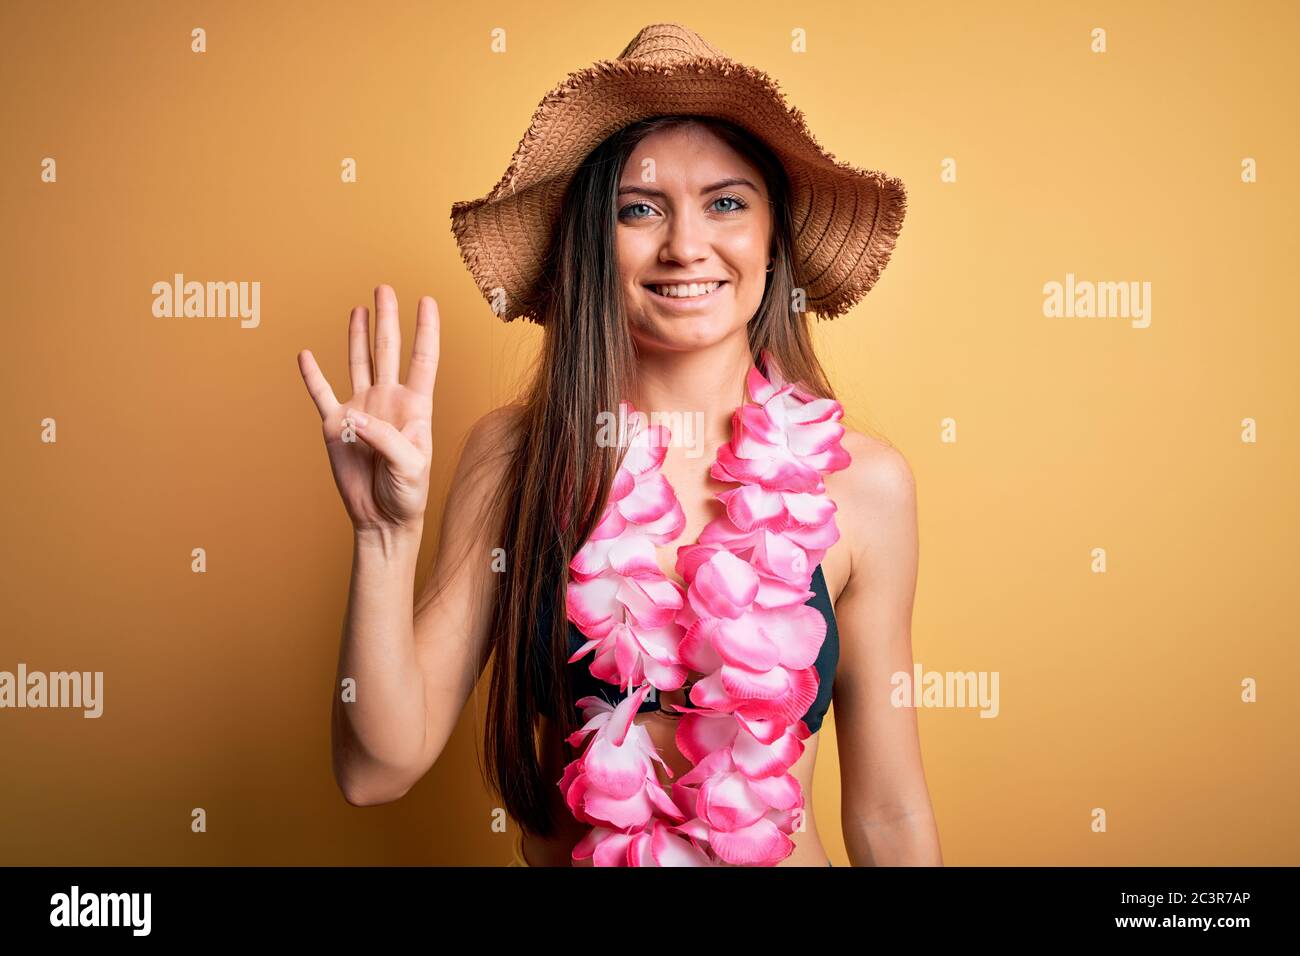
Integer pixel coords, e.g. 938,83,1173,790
631,317,743,352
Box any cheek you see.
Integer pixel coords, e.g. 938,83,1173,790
728,237,768,290
616,230,652,278
726,225,770,320
729,221,771,276
615,235,631,282
616,233,648,319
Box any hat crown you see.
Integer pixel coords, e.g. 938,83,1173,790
617,22,728,64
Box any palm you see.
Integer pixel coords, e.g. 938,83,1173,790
324,382,431,529
298,286,441,534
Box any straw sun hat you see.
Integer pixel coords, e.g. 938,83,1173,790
449,22,907,325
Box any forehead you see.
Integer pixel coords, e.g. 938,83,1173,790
620,123,766,192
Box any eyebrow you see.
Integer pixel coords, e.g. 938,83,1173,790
616,177,761,198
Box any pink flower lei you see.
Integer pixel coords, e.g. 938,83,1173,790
558,349,851,866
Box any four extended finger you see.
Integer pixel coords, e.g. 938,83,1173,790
405,296,441,398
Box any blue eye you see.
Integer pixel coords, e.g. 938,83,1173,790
619,201,655,220
618,194,748,221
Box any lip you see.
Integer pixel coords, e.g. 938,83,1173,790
643,280,728,310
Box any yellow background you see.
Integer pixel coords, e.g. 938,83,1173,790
2,0,1296,865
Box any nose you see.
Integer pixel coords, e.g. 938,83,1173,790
658,206,710,267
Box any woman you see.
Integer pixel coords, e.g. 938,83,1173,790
297,24,940,867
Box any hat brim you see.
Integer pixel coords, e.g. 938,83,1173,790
450,57,907,324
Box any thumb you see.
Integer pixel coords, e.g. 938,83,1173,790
343,408,423,476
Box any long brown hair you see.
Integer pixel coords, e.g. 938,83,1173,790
478,114,842,837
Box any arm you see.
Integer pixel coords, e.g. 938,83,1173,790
831,436,942,865
330,522,423,806
331,407,516,806
300,285,516,807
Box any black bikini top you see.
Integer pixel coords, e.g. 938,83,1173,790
531,563,840,734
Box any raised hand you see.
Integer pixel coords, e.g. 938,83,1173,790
297,285,439,536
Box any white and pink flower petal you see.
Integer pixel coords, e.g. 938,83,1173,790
709,817,793,866
556,371,852,866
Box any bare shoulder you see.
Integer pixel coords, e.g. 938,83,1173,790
465,402,526,451
441,403,526,518
423,403,525,589
457,403,525,474
831,427,917,519
828,427,919,585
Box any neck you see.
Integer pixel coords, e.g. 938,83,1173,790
629,336,756,461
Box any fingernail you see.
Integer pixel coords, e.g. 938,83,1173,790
353,411,368,427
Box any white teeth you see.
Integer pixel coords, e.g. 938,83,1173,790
652,281,721,298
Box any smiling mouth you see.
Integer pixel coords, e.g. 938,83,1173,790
645,280,726,299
